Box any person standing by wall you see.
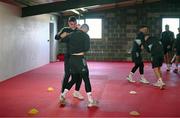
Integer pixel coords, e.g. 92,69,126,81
160,24,175,71
173,27,180,73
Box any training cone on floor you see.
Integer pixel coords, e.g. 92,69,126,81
129,90,137,95
47,87,54,92
129,111,140,116
28,108,39,115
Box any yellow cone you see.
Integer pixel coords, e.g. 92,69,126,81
129,111,140,116
47,87,54,92
129,91,137,94
28,108,39,115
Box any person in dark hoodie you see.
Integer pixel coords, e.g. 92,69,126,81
126,25,149,84
55,16,84,100
160,24,175,71
173,27,180,73
59,24,98,107
144,36,165,89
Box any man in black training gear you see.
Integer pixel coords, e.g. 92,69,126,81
59,24,98,107
160,24,175,71
173,27,180,73
126,26,149,84
55,16,84,100
144,36,165,89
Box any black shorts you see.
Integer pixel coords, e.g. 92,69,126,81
151,55,164,68
163,45,172,54
132,52,142,64
69,55,89,74
176,49,180,56
64,54,70,73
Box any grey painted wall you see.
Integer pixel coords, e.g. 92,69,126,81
84,3,180,61
0,2,57,81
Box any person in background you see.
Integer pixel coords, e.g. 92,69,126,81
173,27,180,73
160,24,175,71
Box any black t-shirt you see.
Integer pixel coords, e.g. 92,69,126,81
160,30,174,47
131,32,145,53
144,36,164,57
63,30,90,54
175,33,180,51
55,27,77,54
60,27,74,35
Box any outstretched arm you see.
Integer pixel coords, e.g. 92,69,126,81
55,28,70,42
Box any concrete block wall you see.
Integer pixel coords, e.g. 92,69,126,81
57,2,180,61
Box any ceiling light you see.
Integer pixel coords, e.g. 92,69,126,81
71,9,80,15
80,8,87,12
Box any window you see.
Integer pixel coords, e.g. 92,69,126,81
77,19,102,39
162,18,180,38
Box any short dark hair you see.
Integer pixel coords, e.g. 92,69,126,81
139,25,149,29
68,16,77,22
165,24,169,27
81,24,89,31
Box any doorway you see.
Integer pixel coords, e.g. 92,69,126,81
49,22,55,62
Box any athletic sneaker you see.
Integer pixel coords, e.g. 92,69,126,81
126,75,136,83
59,95,66,106
140,77,150,84
87,99,98,107
173,69,178,73
153,79,165,89
73,91,84,100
